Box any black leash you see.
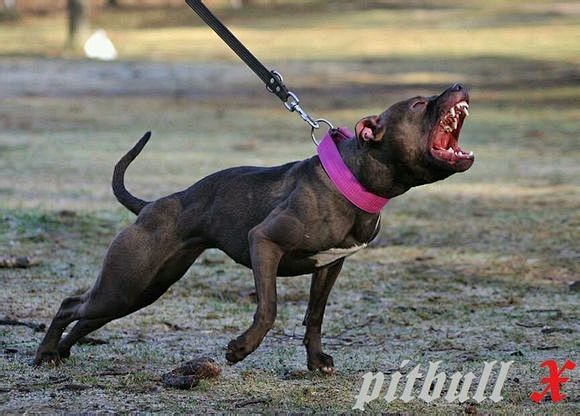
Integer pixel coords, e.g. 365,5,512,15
185,0,330,141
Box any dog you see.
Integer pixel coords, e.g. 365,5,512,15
35,84,474,373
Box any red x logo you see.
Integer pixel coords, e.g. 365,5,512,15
530,359,576,403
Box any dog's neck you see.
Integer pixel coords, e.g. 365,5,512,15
337,139,410,199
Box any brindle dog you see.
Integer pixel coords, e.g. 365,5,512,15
35,84,474,373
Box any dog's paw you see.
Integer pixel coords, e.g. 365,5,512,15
225,338,252,364
33,350,62,367
57,346,71,359
307,352,335,375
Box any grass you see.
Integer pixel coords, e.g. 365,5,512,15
1,0,579,413
0,1,579,63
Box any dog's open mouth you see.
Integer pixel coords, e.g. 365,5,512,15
429,99,474,170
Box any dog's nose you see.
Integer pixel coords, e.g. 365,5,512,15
450,83,464,92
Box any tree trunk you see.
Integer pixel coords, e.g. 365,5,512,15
107,0,119,7
66,0,89,50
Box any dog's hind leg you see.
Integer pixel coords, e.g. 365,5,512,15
52,246,205,358
303,258,344,374
57,317,110,358
34,295,85,365
35,213,206,366
34,285,135,366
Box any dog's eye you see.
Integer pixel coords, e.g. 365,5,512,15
411,100,427,110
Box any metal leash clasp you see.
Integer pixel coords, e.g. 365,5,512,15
284,92,320,130
269,70,333,146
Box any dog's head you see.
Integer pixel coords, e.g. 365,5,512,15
355,84,474,186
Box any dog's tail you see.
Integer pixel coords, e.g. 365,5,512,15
112,131,151,215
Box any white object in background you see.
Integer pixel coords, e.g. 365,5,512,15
84,29,118,61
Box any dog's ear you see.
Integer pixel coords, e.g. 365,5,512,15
355,116,385,142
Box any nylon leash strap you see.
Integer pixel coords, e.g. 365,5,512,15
185,0,327,136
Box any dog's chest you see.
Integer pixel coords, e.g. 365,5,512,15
308,244,367,267
304,214,380,268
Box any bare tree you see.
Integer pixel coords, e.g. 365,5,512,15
66,0,89,49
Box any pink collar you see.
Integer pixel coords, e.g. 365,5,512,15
317,127,389,214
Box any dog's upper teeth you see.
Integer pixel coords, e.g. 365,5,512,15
447,147,454,153
444,126,453,132
450,107,456,117
463,108,470,117
468,151,474,157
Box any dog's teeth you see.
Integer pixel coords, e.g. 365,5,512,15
463,108,469,117
452,118,458,129
450,107,456,117
468,151,474,157
447,147,454,153
444,126,452,132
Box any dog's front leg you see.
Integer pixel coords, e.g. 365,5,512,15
225,223,285,364
303,258,344,374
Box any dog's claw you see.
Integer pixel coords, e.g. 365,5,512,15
307,351,335,374
321,366,335,375
33,351,62,367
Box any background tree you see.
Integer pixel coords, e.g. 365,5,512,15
66,0,89,50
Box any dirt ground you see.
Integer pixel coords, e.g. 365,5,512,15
1,1,579,414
